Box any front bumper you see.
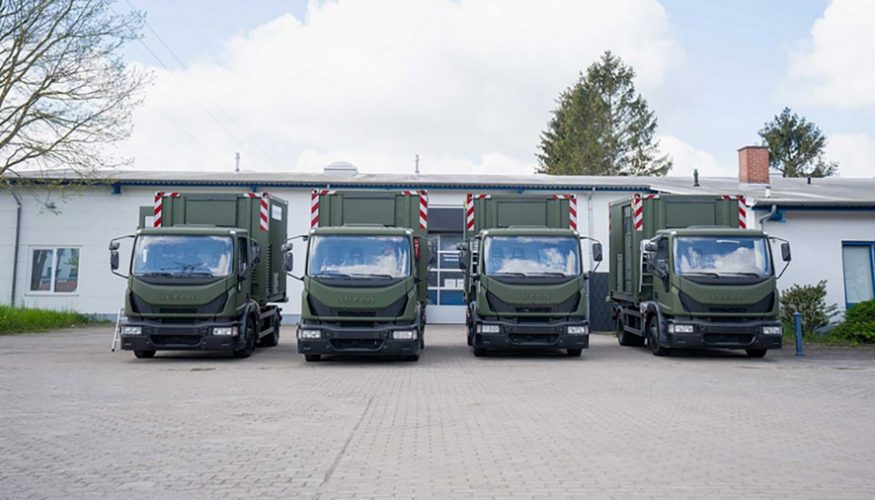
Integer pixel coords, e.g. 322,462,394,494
473,319,590,350
297,324,421,357
119,319,243,352
661,318,783,350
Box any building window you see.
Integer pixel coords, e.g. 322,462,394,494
842,243,875,307
427,233,465,306
30,248,79,293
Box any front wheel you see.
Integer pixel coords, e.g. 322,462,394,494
233,317,257,358
647,318,671,357
404,354,420,362
616,317,645,347
304,354,322,362
473,347,487,357
566,348,582,357
133,350,155,359
746,349,767,358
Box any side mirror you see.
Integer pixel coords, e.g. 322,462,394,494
284,252,294,273
109,241,120,251
108,235,134,278
427,240,437,266
643,241,657,253
591,242,603,263
110,250,119,271
251,242,261,266
781,242,791,262
457,250,468,270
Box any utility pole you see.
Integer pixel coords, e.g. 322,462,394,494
235,152,240,173
415,154,420,175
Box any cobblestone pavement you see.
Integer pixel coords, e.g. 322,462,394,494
1,326,874,499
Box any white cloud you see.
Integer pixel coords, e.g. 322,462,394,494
658,135,734,178
825,133,875,178
787,0,875,108
123,0,684,174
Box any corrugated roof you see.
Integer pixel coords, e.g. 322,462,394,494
7,169,875,206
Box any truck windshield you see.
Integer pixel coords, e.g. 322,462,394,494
484,236,581,277
132,235,233,278
674,236,771,277
308,235,410,278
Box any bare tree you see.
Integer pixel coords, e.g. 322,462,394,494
0,0,147,182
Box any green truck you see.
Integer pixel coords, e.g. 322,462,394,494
295,190,430,362
608,193,791,357
458,194,602,357
110,192,289,359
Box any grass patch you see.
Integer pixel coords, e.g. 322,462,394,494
782,326,870,348
0,305,100,334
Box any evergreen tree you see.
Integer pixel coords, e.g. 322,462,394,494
758,108,838,177
537,51,671,176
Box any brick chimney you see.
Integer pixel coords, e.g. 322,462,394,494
738,146,770,184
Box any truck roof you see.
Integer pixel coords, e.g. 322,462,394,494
138,226,246,237
481,227,578,237
310,226,413,236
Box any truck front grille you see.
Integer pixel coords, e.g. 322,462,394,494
330,339,383,351
509,334,559,345
680,291,774,315
150,335,201,347
704,334,755,346
486,291,580,315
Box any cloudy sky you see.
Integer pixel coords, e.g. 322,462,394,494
119,0,875,178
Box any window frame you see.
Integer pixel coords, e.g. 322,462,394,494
27,246,81,295
841,241,875,309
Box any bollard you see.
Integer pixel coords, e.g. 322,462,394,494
793,312,805,357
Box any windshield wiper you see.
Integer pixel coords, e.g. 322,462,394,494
312,272,352,279
529,272,571,277
137,271,175,277
491,272,527,277
683,271,720,277
722,272,763,277
351,273,397,279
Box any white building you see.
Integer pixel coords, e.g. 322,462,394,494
2,146,874,328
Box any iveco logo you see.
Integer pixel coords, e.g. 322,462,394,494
518,293,550,302
160,293,196,302
340,296,375,305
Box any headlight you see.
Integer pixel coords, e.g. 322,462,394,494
567,325,589,335
299,329,321,340
762,325,783,335
668,323,695,334
478,324,500,334
121,325,141,335
212,326,237,336
392,330,416,340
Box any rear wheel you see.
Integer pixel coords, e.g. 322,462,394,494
133,350,155,359
616,316,645,347
304,354,322,362
233,317,257,358
566,348,582,357
746,348,767,358
647,318,671,357
473,347,487,357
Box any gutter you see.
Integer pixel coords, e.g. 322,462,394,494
9,189,21,307
757,205,776,228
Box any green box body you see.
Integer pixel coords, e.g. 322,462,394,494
608,194,783,353
298,191,429,358
461,195,590,353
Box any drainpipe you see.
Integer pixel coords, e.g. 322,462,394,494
757,204,777,229
9,189,22,307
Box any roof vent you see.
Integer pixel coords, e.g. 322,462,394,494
323,161,359,177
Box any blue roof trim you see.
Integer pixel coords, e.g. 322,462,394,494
752,204,875,211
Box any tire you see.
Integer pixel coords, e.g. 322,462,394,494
616,317,645,347
305,354,322,362
258,315,279,347
133,350,155,359
746,349,767,358
473,347,487,357
566,348,583,357
404,354,420,362
647,317,671,357
233,316,257,359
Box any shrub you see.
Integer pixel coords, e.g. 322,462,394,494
830,300,875,343
779,280,839,336
0,305,95,334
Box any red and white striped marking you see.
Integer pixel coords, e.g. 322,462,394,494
246,192,270,231
310,189,335,228
402,190,429,230
465,193,491,231
153,191,179,227
722,195,748,229
552,194,578,231
631,193,657,232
